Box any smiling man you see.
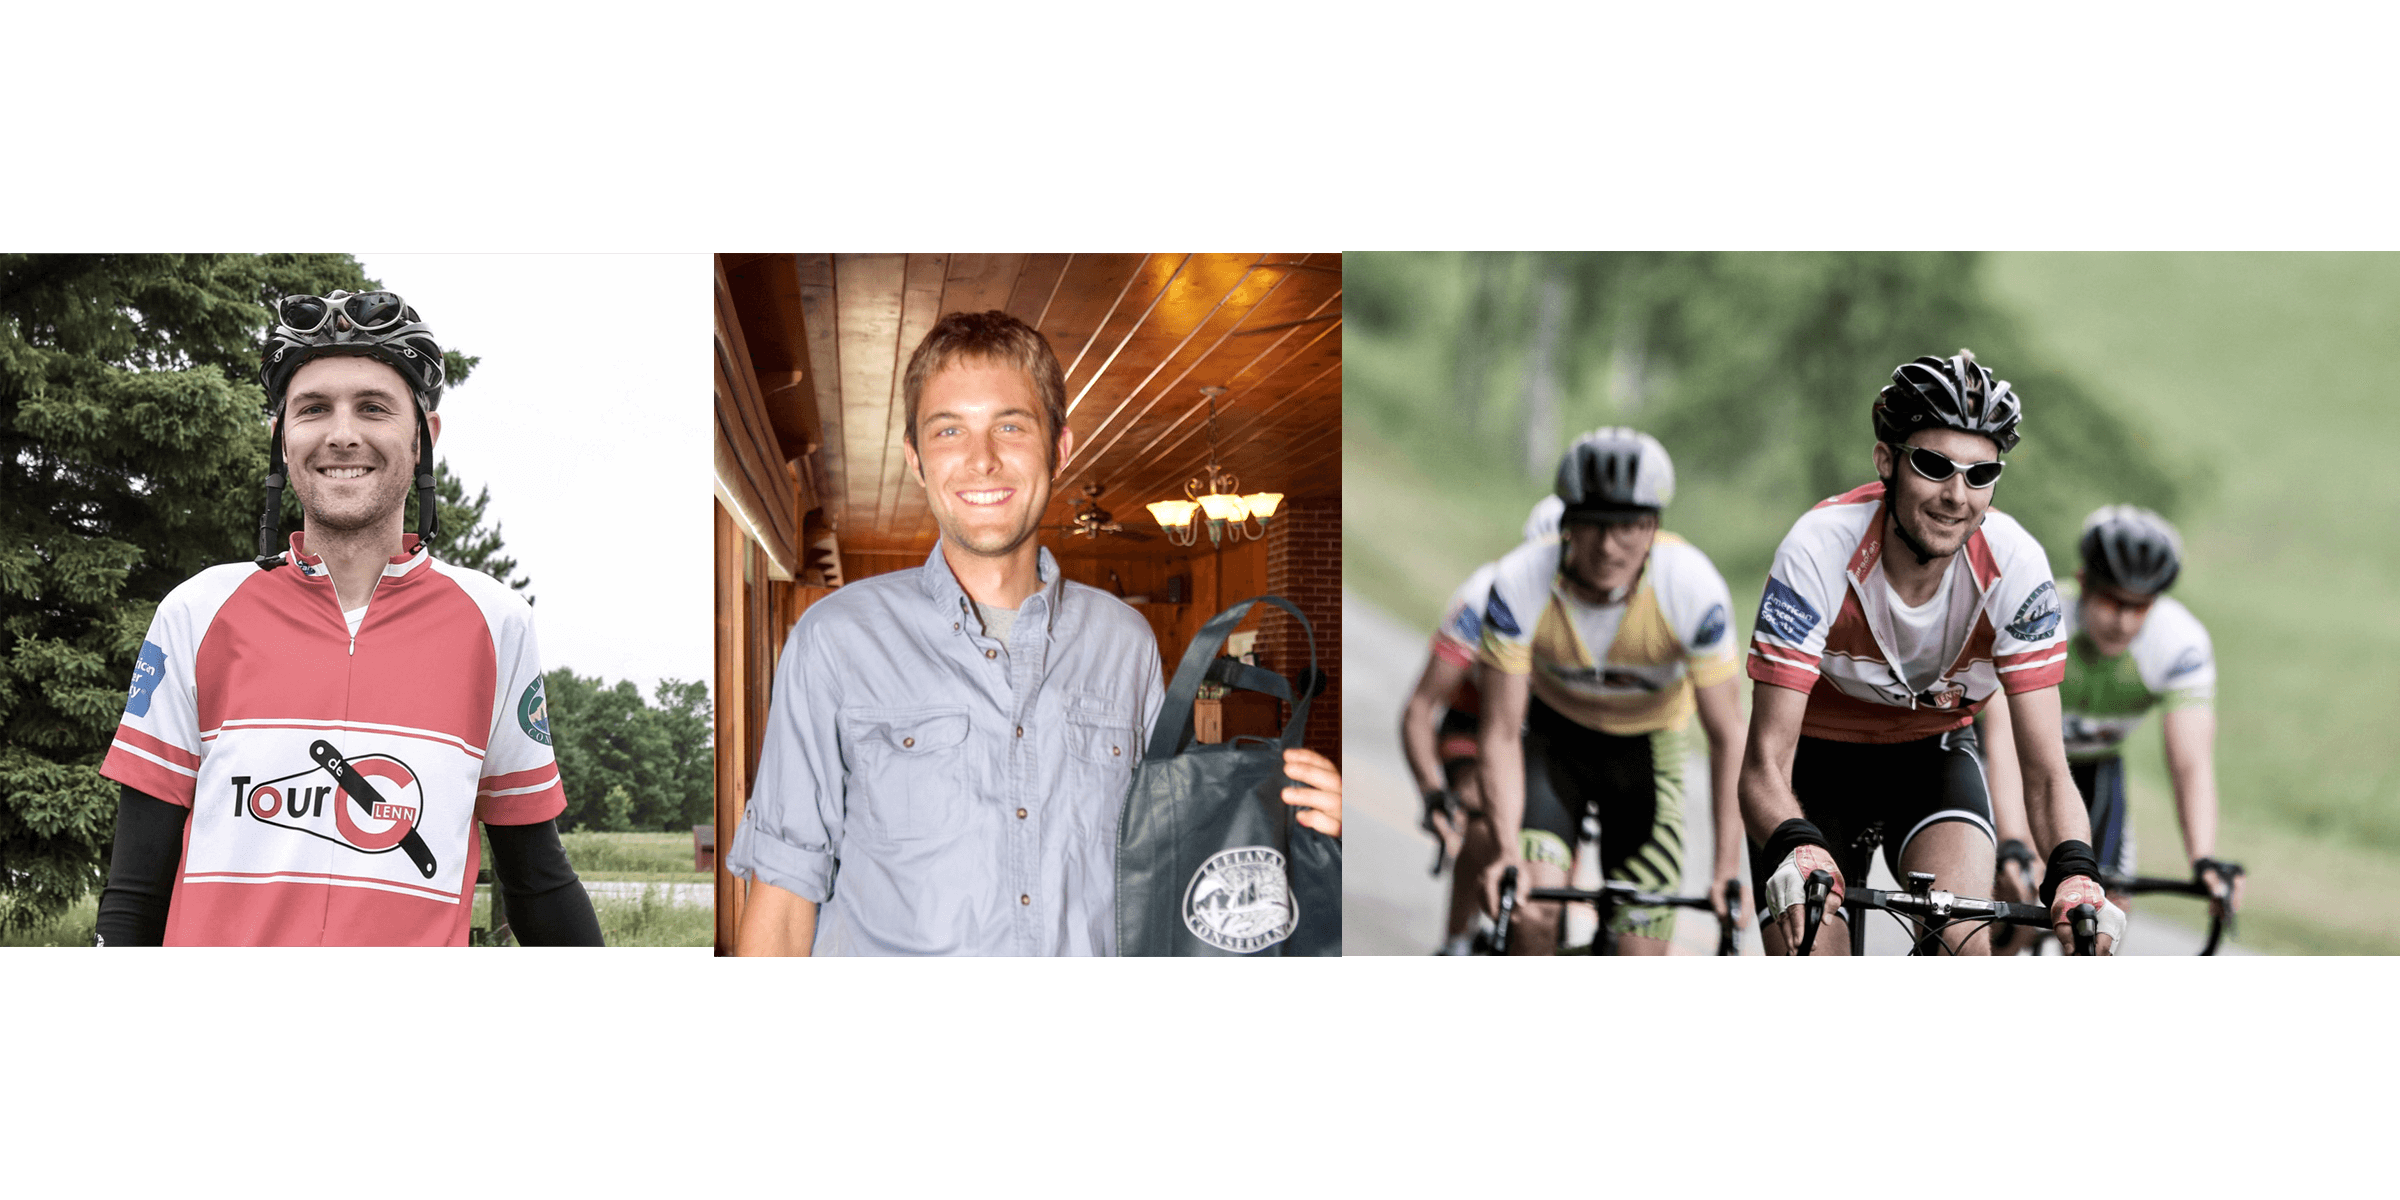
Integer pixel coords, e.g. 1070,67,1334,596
94,290,601,946
1739,350,2120,955
727,309,1341,956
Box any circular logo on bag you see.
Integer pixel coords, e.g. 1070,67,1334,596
1183,845,1297,953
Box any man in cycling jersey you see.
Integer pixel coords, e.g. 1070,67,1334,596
1991,505,2237,934
1742,350,2121,955
1400,496,1561,955
95,289,603,946
1473,430,1747,956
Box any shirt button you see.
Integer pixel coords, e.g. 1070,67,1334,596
1112,745,1121,756
1019,894,1031,906
985,648,997,660
1015,725,1023,738
1016,807,1028,819
902,737,914,748
952,622,960,631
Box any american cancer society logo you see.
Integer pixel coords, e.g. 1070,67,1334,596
1183,846,1297,953
518,678,551,745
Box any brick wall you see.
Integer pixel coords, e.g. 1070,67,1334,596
1261,502,1341,764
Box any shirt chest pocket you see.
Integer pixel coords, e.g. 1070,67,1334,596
840,708,972,842
1061,700,1137,828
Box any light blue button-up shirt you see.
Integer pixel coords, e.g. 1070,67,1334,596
726,542,1165,955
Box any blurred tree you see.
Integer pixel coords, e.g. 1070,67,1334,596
542,670,713,834
1349,251,2183,556
0,253,511,929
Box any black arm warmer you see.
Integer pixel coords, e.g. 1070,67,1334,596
95,786,188,947
2041,839,2102,908
484,819,604,947
1760,818,1831,870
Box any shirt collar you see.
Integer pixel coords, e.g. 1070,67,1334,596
918,539,1066,633
285,532,433,579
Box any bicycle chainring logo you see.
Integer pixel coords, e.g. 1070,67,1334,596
1183,845,1297,953
518,677,551,745
2005,580,2061,643
236,750,426,859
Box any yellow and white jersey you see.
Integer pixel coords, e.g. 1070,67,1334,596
1477,531,1738,735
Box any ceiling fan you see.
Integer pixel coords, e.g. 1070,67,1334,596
1043,482,1152,542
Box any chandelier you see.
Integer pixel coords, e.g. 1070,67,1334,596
1146,386,1283,547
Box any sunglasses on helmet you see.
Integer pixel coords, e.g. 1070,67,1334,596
1897,443,2005,489
275,291,411,335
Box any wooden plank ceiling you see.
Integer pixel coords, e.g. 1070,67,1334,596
717,253,1341,561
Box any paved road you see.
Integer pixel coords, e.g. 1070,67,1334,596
578,881,712,906
1342,589,2245,956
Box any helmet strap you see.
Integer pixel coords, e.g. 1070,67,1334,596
254,415,288,570
413,401,439,546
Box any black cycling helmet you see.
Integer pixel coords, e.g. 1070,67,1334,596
1554,427,1674,522
252,290,444,569
2078,504,2183,595
1872,348,2022,453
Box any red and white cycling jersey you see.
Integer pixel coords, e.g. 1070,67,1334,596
1429,561,1501,719
100,534,566,945
1746,482,2067,744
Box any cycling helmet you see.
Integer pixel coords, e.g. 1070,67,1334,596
1553,427,1674,522
1872,348,2022,453
1522,494,1564,542
2078,504,2183,595
252,290,444,569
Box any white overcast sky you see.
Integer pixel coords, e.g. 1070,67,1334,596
354,254,710,699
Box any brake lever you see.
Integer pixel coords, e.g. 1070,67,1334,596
1718,878,1742,957
2070,902,2098,956
1492,866,1519,956
1796,869,1831,956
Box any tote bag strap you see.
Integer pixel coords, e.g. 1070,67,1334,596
1145,594,1320,763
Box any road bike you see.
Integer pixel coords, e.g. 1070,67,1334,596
1480,866,1742,955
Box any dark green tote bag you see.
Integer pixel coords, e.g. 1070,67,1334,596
1115,595,1342,956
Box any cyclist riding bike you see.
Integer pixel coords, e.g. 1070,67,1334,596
1987,505,2238,944
1401,496,1562,955
1740,350,2124,955
1473,430,1747,956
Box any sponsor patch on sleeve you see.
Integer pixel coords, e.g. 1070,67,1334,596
1692,602,1729,650
126,640,167,717
2168,646,2207,679
517,678,552,746
2005,580,2062,643
1447,602,1483,644
1756,578,1820,645
1483,590,1520,637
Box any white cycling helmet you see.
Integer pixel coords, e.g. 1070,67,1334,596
1554,427,1674,522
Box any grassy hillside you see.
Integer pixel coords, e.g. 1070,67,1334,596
1988,253,2400,953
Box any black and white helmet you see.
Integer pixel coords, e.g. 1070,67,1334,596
2078,505,2183,595
259,290,447,415
1873,348,2022,453
1554,427,1674,522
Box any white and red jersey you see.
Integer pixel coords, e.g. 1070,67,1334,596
100,534,566,946
1747,482,2067,744
1430,562,1500,718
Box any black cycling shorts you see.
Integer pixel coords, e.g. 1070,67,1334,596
1750,723,1996,905
1518,697,1688,939
2070,756,2137,879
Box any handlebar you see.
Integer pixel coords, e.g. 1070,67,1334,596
2104,859,2243,955
1521,877,1746,956
1423,787,1460,877
1793,869,2101,955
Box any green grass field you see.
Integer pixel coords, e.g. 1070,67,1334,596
1347,252,2400,955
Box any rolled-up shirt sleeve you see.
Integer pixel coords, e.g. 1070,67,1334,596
726,617,845,902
